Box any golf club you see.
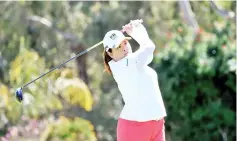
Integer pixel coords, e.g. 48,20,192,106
15,40,103,103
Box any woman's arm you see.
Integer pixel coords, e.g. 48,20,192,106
123,20,155,67
132,33,155,67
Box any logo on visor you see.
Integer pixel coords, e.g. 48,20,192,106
110,33,117,40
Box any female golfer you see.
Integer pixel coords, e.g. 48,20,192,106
102,19,167,141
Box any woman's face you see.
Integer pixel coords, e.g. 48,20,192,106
109,40,132,61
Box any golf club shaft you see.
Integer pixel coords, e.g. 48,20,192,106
22,41,103,89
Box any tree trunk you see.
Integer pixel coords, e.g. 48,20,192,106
209,0,236,22
178,0,199,34
71,44,89,84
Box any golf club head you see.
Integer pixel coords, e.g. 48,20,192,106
15,87,23,103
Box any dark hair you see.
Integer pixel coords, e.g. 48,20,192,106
103,49,112,75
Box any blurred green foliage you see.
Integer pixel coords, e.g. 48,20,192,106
1,39,94,140
0,1,236,141
41,116,96,141
151,21,236,141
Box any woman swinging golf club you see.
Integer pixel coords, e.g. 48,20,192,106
102,19,167,141
15,18,166,141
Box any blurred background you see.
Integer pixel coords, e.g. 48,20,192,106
0,1,236,141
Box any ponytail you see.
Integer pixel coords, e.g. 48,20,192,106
103,49,112,75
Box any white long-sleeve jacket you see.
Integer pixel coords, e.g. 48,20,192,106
108,24,167,121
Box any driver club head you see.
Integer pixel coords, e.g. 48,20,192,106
15,87,23,103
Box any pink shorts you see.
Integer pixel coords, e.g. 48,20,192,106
117,118,165,141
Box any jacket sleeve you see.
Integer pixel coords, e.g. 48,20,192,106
129,24,155,67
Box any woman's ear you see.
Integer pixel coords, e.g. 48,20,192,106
107,52,113,58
